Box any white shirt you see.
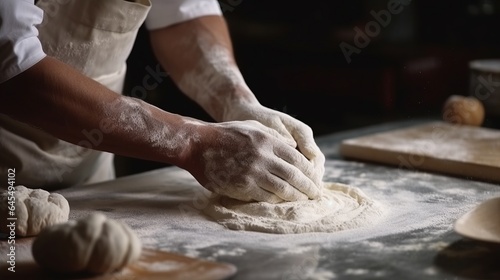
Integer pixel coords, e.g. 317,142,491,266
0,0,222,83
0,0,45,83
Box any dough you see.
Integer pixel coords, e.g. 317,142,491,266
0,185,70,236
203,182,385,234
442,95,485,126
32,212,142,275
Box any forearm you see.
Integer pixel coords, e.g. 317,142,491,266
149,15,257,121
0,56,197,167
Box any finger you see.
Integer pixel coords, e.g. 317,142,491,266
247,187,284,204
273,144,316,180
257,173,309,202
312,163,325,187
268,158,320,200
283,118,321,161
282,118,325,185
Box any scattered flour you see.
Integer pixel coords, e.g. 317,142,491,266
203,182,386,234
212,248,246,258
345,268,369,275
306,269,336,280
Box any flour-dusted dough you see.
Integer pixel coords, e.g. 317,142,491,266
0,185,70,236
203,182,385,234
32,212,142,275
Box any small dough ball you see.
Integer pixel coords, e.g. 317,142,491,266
0,185,70,236
32,212,142,275
442,95,485,126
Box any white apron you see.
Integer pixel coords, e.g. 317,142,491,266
0,0,151,189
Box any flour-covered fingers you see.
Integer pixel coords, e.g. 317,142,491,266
284,119,316,156
297,140,325,185
284,118,325,164
273,144,316,181
257,173,309,202
268,159,320,200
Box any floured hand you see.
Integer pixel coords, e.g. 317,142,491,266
181,120,321,203
222,102,325,187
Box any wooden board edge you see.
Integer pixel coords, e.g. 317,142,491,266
339,142,500,184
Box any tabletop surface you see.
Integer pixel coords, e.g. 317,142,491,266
2,118,500,280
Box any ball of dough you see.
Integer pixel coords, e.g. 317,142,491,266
0,185,70,236
442,95,485,126
32,212,142,275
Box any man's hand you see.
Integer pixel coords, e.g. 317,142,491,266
222,101,326,188
149,15,325,195
181,120,321,203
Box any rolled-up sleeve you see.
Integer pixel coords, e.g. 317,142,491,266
0,0,46,83
145,0,222,30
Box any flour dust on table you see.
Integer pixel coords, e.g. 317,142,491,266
203,182,386,234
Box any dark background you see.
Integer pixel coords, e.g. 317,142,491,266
115,0,500,177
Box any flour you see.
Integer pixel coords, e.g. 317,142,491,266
115,97,149,133
41,158,500,279
345,268,369,275
306,269,336,280
203,182,386,234
102,97,202,157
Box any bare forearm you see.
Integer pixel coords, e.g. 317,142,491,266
0,57,196,166
149,15,257,121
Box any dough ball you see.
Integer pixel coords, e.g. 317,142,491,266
32,212,142,275
0,185,70,236
442,95,485,126
203,182,385,234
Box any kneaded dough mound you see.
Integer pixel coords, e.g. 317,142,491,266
0,185,70,236
203,182,386,234
32,212,142,275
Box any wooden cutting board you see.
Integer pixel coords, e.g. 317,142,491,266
339,121,500,183
0,239,237,280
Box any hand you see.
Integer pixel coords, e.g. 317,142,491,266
222,101,325,187
182,120,321,203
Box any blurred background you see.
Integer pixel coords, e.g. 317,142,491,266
116,0,500,176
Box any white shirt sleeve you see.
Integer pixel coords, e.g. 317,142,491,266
0,0,46,84
145,0,222,30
